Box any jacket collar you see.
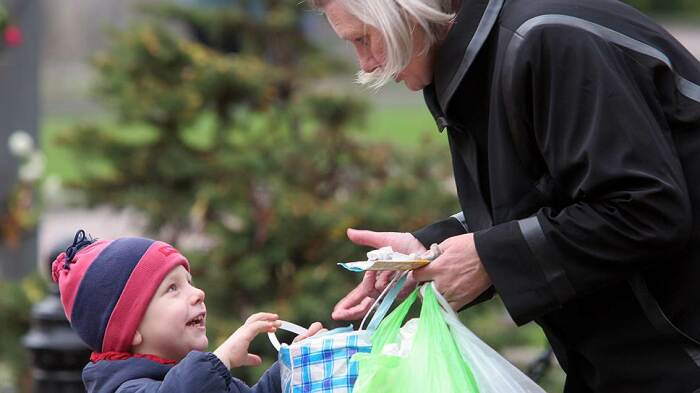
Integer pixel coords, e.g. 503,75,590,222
431,0,504,112
90,351,178,364
82,354,173,393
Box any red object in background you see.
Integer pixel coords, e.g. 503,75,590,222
4,24,23,47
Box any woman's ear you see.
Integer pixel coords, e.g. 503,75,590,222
131,331,143,347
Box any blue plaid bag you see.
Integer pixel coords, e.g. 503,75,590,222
268,274,407,393
277,325,371,393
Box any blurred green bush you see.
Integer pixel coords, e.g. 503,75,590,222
0,5,7,32
623,0,700,15
3,0,566,391
48,0,463,384
0,274,46,392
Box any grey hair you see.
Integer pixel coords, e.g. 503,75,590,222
309,0,455,88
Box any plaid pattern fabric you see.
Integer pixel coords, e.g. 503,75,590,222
280,329,372,393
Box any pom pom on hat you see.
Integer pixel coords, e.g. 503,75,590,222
50,252,66,283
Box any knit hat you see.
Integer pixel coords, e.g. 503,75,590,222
51,230,190,353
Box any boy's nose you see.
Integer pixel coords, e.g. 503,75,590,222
190,287,205,304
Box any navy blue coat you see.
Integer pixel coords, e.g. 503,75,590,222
82,351,281,393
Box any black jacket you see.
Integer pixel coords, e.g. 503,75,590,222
412,0,700,391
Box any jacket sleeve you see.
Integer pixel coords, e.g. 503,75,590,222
412,212,469,246
413,212,496,307
117,352,233,393
475,24,692,325
229,362,281,393
117,352,281,393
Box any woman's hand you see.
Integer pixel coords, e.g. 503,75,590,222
213,312,281,369
332,228,426,321
411,233,491,310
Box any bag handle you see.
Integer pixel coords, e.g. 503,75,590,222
267,272,408,352
359,245,441,330
360,271,408,331
422,282,454,315
267,320,309,351
368,287,420,352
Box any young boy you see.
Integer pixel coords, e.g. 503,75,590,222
51,230,323,393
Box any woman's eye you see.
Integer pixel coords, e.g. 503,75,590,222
167,284,177,292
354,36,367,46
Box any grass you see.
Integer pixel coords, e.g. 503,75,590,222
42,117,81,181
363,105,441,147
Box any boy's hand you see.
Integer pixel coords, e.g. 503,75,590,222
213,312,281,370
292,322,328,343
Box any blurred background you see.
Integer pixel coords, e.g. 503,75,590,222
1,0,698,392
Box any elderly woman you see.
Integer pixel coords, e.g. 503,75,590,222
311,0,700,392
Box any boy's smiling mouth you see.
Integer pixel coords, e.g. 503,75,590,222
186,312,206,328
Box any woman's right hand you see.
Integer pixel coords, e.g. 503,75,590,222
331,228,426,321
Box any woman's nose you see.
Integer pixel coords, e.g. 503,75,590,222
359,53,380,73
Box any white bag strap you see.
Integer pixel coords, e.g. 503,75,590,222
423,282,455,316
360,271,408,331
268,272,408,352
268,320,309,351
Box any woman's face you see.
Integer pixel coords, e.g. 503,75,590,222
323,2,435,91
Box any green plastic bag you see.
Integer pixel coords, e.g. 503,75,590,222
352,285,480,393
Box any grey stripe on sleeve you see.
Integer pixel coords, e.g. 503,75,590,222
518,216,576,304
513,14,700,104
451,211,470,232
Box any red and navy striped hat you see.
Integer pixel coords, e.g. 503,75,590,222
51,230,189,353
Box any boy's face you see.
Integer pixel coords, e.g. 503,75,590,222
133,265,208,360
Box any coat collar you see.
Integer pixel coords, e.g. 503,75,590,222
90,351,178,365
431,0,505,113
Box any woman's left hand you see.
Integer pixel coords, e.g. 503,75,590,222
411,233,492,310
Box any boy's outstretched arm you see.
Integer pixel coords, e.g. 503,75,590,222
116,313,280,393
116,316,325,393
115,351,244,393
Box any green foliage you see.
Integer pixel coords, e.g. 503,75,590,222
0,6,7,32
0,274,47,392
622,0,700,15
50,0,461,383
43,1,563,390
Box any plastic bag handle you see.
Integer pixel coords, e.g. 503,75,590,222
420,281,448,315
267,320,309,351
360,271,408,331
420,282,457,316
